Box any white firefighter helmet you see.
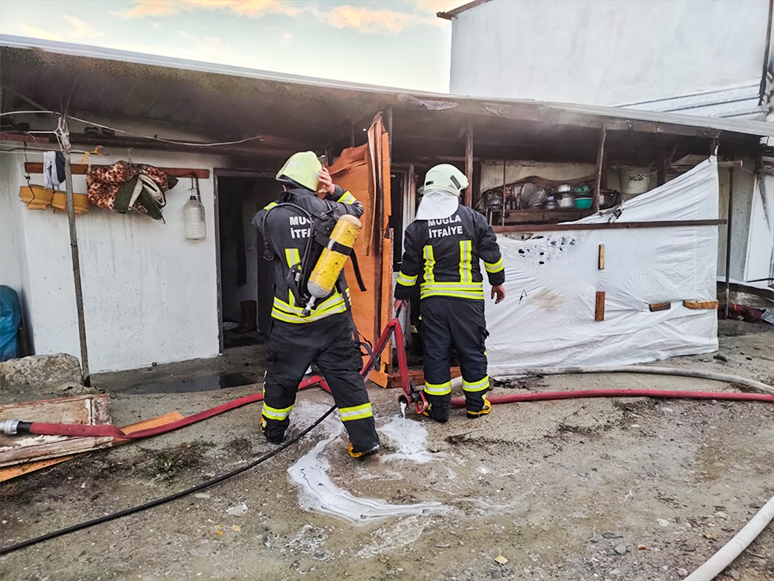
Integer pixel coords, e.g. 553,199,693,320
419,164,469,196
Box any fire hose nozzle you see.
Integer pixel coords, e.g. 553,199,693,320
398,391,429,414
0,419,21,435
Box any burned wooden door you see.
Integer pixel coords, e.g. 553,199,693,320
328,114,393,386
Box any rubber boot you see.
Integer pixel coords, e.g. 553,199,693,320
235,300,258,333
348,442,380,459
260,415,288,444
466,396,492,419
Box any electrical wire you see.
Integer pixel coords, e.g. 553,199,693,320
0,405,336,557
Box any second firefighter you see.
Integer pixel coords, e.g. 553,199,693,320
394,164,506,422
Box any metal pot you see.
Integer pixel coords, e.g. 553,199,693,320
558,195,575,209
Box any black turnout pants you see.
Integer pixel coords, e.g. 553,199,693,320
262,313,379,452
421,296,490,421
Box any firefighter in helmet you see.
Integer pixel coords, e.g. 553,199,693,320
253,151,380,458
394,164,506,422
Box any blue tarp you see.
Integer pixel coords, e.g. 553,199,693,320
0,285,21,361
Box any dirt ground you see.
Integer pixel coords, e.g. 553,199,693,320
1,320,773,581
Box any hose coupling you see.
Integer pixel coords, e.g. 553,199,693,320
0,419,21,435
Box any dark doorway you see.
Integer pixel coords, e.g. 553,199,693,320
216,176,278,350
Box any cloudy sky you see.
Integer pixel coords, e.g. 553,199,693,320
0,0,455,91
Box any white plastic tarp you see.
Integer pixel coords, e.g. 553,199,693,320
485,157,719,371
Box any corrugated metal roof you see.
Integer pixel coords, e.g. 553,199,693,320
2,34,772,140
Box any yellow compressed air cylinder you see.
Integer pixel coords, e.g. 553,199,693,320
307,214,362,298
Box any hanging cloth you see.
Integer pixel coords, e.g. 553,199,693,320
43,151,64,190
414,188,460,221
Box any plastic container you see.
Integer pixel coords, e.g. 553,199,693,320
184,196,206,240
575,197,593,209
18,185,54,210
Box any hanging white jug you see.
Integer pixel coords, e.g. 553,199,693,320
184,194,206,240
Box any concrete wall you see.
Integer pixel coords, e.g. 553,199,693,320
0,155,34,351
450,0,771,105
1,149,227,373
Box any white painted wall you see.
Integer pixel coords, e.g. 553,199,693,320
450,0,771,106
0,154,35,351
2,149,226,372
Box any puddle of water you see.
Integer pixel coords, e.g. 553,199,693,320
287,432,445,524
379,416,435,464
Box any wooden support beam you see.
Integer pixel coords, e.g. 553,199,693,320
683,300,719,310
26,162,209,179
593,126,607,213
464,122,473,207
598,244,605,269
494,219,726,234
649,302,671,312
595,291,606,321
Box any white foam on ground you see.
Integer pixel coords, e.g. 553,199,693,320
378,416,435,464
287,433,445,524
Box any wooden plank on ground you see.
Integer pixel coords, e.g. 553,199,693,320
683,300,719,310
0,394,112,468
649,302,671,312
0,411,185,481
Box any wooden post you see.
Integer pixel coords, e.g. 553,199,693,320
657,153,667,187
464,122,473,207
724,166,734,319
63,146,90,383
387,106,393,160
598,244,605,270
593,126,607,213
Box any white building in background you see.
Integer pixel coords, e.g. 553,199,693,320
442,0,773,120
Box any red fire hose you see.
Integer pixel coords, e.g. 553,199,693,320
4,317,773,441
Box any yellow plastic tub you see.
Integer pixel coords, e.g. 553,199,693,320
18,185,54,210
51,192,90,214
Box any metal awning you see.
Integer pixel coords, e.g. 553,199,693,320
1,35,771,166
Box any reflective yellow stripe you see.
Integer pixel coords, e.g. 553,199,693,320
264,201,278,210
337,191,357,205
424,381,452,396
459,240,472,284
420,281,484,301
397,271,418,287
339,402,373,422
484,258,504,274
262,403,293,420
462,376,489,392
271,292,348,323
423,245,436,284
285,248,300,268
